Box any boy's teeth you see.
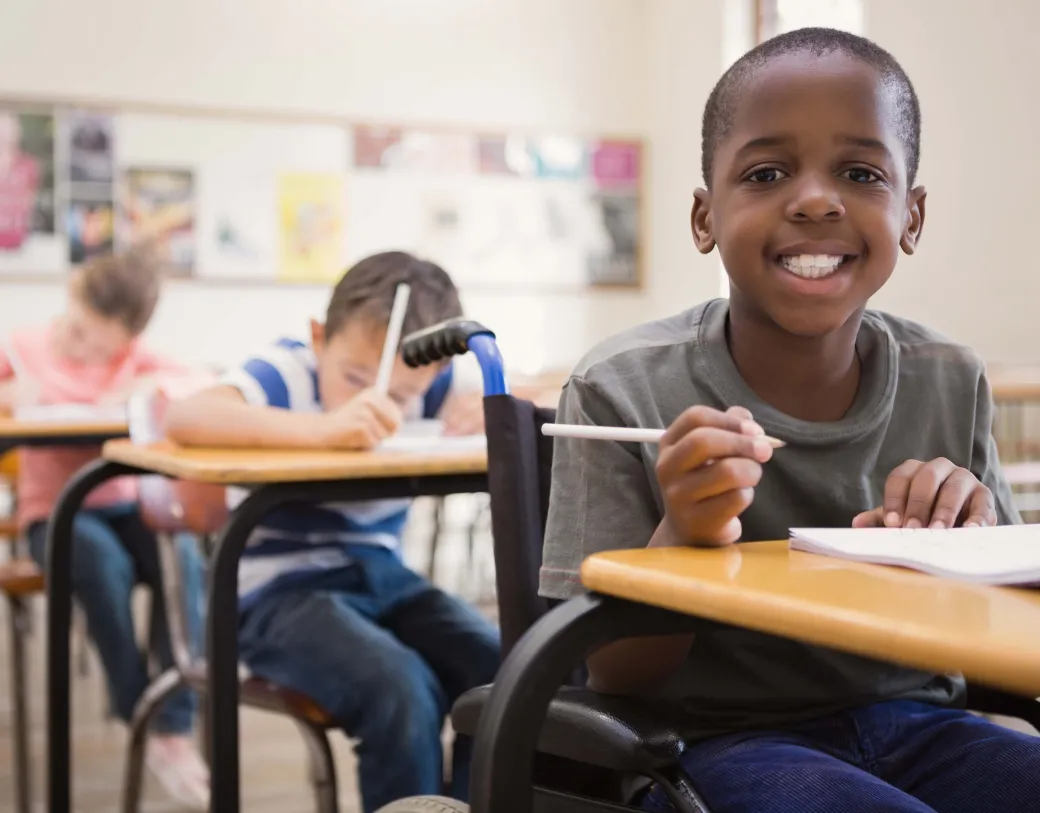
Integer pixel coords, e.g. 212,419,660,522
780,254,845,278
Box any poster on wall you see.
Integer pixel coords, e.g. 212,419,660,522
585,141,642,286
65,110,115,184
197,169,277,280
62,110,117,264
586,191,639,285
67,200,115,264
0,106,64,274
353,125,475,173
277,172,345,284
120,167,196,275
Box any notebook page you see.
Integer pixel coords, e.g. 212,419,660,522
13,403,128,424
375,421,485,454
377,433,486,455
789,525,1040,585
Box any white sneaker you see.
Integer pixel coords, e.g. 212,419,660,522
146,734,210,810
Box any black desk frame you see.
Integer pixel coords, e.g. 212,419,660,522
45,457,488,813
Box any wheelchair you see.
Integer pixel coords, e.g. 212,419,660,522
377,318,1040,813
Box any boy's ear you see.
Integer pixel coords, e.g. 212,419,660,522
309,319,327,354
901,185,927,255
691,189,716,254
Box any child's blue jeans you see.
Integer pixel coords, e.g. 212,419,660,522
27,503,205,734
641,698,1040,812
237,544,501,813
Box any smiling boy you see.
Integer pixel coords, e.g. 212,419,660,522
541,28,1039,813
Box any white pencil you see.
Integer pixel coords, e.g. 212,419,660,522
374,283,412,395
542,423,785,448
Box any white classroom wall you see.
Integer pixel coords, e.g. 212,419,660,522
864,0,1040,364
0,0,1037,370
0,0,722,376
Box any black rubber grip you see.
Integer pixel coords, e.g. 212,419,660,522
401,318,495,368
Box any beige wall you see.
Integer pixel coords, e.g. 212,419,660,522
0,0,1036,369
865,1,1040,363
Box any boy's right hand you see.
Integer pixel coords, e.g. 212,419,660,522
316,389,403,451
655,405,774,547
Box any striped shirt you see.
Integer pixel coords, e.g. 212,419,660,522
221,338,455,608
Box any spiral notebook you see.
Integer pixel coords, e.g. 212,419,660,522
789,525,1040,586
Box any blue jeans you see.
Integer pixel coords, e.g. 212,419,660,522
238,545,501,813
28,504,205,734
641,699,1040,812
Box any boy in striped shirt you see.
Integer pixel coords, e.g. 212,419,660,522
167,252,500,812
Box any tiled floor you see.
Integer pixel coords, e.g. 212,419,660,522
0,495,496,812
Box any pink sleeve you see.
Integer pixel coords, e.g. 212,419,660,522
134,346,190,377
0,345,12,380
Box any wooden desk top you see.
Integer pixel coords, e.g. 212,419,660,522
0,415,128,441
102,439,488,484
988,365,1040,402
582,541,1040,698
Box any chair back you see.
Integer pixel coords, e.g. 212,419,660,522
128,390,228,535
400,319,562,659
483,395,557,658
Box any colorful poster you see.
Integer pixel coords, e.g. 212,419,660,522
65,110,115,184
277,172,345,283
62,110,116,265
354,125,474,173
477,135,533,176
591,141,641,188
586,191,639,286
528,136,588,179
67,200,115,264
0,109,55,251
353,125,403,169
121,167,195,275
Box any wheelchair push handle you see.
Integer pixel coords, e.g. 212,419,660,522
401,318,509,397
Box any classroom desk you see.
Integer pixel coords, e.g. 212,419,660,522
989,364,1040,403
0,414,128,454
582,541,1040,698
468,541,1040,813
45,440,489,813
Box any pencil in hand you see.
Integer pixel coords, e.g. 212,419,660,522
541,423,785,448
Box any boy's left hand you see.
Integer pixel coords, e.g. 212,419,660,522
852,458,997,530
441,392,484,436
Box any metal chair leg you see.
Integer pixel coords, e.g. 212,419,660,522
293,719,339,813
121,667,187,813
8,594,32,813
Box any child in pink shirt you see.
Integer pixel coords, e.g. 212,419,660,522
0,250,209,808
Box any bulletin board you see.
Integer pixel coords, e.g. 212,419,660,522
0,98,644,291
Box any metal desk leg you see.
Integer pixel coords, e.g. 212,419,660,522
205,484,288,813
45,459,142,813
205,474,488,813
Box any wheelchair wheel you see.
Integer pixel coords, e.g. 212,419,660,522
375,797,469,813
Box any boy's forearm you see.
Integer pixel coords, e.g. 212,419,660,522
165,390,323,449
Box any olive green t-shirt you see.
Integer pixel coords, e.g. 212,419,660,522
539,298,1019,739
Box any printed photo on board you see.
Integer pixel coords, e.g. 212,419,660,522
120,167,196,275
0,108,55,251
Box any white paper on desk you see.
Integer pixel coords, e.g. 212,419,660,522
13,403,128,423
789,524,1040,585
377,420,486,454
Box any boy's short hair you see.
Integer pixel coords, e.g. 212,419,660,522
701,27,921,187
325,251,463,340
72,247,161,335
